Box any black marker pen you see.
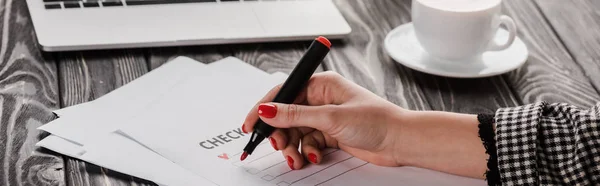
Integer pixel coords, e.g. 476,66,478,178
241,36,331,160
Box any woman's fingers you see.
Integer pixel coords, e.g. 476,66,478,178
282,128,303,170
257,101,340,168
301,131,323,164
268,129,287,151
301,130,340,165
277,129,341,170
257,103,339,133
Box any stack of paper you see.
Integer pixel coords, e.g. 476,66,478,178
37,56,486,186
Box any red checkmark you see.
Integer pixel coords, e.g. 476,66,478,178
218,153,229,160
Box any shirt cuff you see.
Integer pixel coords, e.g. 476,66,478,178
478,114,500,186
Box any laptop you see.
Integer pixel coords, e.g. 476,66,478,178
26,0,352,52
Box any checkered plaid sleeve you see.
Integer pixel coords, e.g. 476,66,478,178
494,102,600,185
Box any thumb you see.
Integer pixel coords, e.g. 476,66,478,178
257,103,337,133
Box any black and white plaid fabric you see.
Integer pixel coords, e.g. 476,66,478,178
493,102,600,185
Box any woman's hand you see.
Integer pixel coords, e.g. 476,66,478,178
242,71,487,179
242,71,407,169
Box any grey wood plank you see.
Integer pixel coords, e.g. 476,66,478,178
148,45,233,70
56,50,156,186
325,0,431,111
59,50,148,105
230,42,327,75
534,0,600,96
414,74,521,113
0,0,65,185
501,0,600,108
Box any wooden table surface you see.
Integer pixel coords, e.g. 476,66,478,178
2,0,599,185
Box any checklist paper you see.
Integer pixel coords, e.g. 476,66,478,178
37,56,486,186
119,93,485,186
115,63,485,185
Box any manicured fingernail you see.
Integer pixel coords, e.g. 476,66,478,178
287,156,295,170
258,104,277,118
269,137,278,150
241,124,247,134
308,153,317,164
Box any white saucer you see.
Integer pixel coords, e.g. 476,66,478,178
384,22,528,78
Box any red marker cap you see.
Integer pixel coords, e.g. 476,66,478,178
316,36,331,49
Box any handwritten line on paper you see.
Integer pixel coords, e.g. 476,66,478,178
269,149,341,179
244,151,280,175
274,169,294,179
288,157,355,185
245,151,277,165
315,162,369,186
262,160,286,172
255,149,342,180
262,174,278,181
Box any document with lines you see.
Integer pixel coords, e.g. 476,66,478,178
115,66,487,185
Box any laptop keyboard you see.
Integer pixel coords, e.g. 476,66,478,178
42,0,266,9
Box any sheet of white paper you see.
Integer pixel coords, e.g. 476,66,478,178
82,132,216,186
119,72,485,186
39,57,271,145
36,135,85,157
36,133,215,186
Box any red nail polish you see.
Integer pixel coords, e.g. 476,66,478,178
287,156,295,170
308,153,317,164
269,138,278,151
258,104,277,118
241,124,247,134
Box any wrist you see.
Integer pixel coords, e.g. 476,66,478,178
391,110,487,178
389,109,417,167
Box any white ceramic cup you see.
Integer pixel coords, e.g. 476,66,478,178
411,0,516,60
